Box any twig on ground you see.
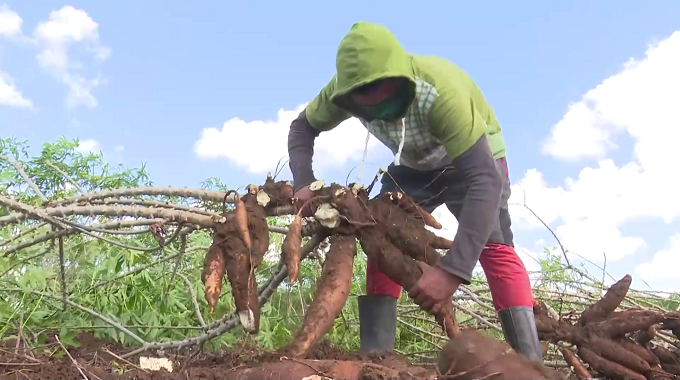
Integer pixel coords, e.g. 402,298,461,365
100,347,150,374
55,335,89,380
0,348,41,364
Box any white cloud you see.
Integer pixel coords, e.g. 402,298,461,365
429,205,458,241
542,31,680,162
0,71,33,108
114,145,125,152
32,5,110,108
508,30,680,265
514,244,542,273
636,234,680,284
0,6,31,109
0,4,22,38
194,103,386,174
76,139,100,154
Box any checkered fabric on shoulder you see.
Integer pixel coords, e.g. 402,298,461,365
360,77,450,170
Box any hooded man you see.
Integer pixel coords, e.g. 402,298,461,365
287,22,543,362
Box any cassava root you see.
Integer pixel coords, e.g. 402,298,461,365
534,273,680,380
287,234,356,358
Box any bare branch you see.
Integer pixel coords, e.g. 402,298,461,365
0,197,225,228
46,186,236,207
1,219,166,256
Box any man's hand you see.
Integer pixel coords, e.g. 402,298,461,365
408,262,463,313
294,186,315,217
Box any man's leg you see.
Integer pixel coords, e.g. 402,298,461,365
359,164,442,354
445,157,543,362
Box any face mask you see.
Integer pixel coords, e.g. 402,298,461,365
359,81,411,121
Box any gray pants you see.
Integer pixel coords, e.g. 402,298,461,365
378,157,514,247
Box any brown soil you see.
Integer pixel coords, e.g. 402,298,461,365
0,332,436,380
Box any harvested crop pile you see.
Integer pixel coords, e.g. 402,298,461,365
534,274,680,380
201,174,461,358
287,179,460,356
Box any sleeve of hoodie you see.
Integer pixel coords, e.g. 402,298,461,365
288,76,351,190
428,89,504,285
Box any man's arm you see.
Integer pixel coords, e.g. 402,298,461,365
288,110,320,191
441,134,502,284
429,91,503,285
288,75,350,190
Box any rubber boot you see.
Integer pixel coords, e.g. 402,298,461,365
498,306,544,363
358,295,397,354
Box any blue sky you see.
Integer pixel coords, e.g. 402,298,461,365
2,2,680,291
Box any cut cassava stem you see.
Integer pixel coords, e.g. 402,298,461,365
288,235,356,358
45,186,234,207
0,196,223,231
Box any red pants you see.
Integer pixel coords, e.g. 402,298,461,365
365,243,534,311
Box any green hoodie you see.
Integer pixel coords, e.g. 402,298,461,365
305,22,506,168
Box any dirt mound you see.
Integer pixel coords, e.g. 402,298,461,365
0,332,436,380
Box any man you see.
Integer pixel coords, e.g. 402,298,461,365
287,22,543,362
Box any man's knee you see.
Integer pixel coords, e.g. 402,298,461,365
480,244,533,310
365,257,402,299
480,244,528,274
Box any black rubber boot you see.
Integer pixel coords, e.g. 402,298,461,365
358,295,397,354
498,306,544,363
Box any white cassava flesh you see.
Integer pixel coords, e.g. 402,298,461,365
314,203,340,228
